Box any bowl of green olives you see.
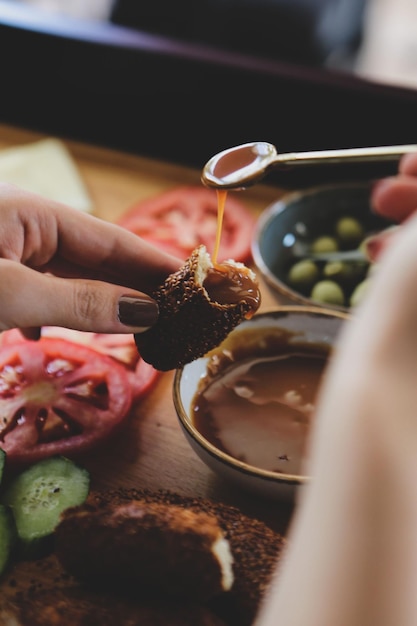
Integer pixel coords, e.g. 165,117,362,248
252,182,393,311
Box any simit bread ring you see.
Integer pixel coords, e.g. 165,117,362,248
57,489,286,626
55,500,234,603
134,245,261,371
0,563,228,626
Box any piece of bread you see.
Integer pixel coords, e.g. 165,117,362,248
57,489,286,626
55,500,234,602
0,566,228,626
0,489,285,626
134,245,261,371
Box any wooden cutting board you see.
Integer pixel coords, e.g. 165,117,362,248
0,123,295,615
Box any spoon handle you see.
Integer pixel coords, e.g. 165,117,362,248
270,145,417,188
295,249,367,263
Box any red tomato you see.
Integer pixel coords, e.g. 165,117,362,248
0,338,133,466
0,329,25,346
1,328,161,403
74,332,161,401
117,186,256,262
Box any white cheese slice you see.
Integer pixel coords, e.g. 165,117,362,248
0,138,93,212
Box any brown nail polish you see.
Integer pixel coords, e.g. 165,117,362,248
118,296,159,328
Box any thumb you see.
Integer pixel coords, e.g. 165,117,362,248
364,226,400,263
0,260,159,334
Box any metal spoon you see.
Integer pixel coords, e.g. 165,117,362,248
201,142,417,190
288,245,367,263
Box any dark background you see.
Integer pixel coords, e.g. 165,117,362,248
1,0,417,181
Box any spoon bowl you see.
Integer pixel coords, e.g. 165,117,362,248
201,142,278,190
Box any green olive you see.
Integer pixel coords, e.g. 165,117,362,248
311,236,339,254
335,216,365,246
323,260,369,284
310,280,345,306
323,260,353,281
287,259,319,287
350,278,371,307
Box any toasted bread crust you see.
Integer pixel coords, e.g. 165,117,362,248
76,489,286,626
0,489,285,626
134,246,259,371
55,500,233,602
2,576,228,626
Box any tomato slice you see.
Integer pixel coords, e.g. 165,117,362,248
1,328,161,403
0,329,26,347
0,338,133,466
72,332,161,401
117,186,256,262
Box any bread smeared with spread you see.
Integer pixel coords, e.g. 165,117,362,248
134,245,261,371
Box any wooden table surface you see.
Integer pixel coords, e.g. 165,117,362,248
0,123,296,538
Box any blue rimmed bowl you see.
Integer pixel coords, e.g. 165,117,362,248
252,182,392,312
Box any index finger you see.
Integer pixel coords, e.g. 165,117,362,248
56,207,182,291
4,183,182,292
399,152,417,175
371,176,417,222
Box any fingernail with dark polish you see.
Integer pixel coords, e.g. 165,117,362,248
118,296,159,329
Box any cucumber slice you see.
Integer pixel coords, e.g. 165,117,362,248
0,448,5,485
0,504,17,576
1,456,90,559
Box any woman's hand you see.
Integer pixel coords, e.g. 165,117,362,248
0,183,181,337
372,152,417,221
368,153,417,259
256,154,417,626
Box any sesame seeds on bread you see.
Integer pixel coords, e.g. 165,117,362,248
55,499,234,602
80,488,286,626
0,489,285,626
134,245,260,371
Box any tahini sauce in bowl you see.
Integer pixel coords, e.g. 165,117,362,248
192,327,328,476
174,307,349,500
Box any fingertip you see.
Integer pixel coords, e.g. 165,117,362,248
363,227,399,263
399,152,417,175
370,178,417,222
370,178,394,213
117,295,159,332
20,326,41,341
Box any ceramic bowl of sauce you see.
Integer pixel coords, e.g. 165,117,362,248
173,306,349,500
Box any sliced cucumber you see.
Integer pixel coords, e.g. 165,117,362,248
0,504,17,576
1,456,90,559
